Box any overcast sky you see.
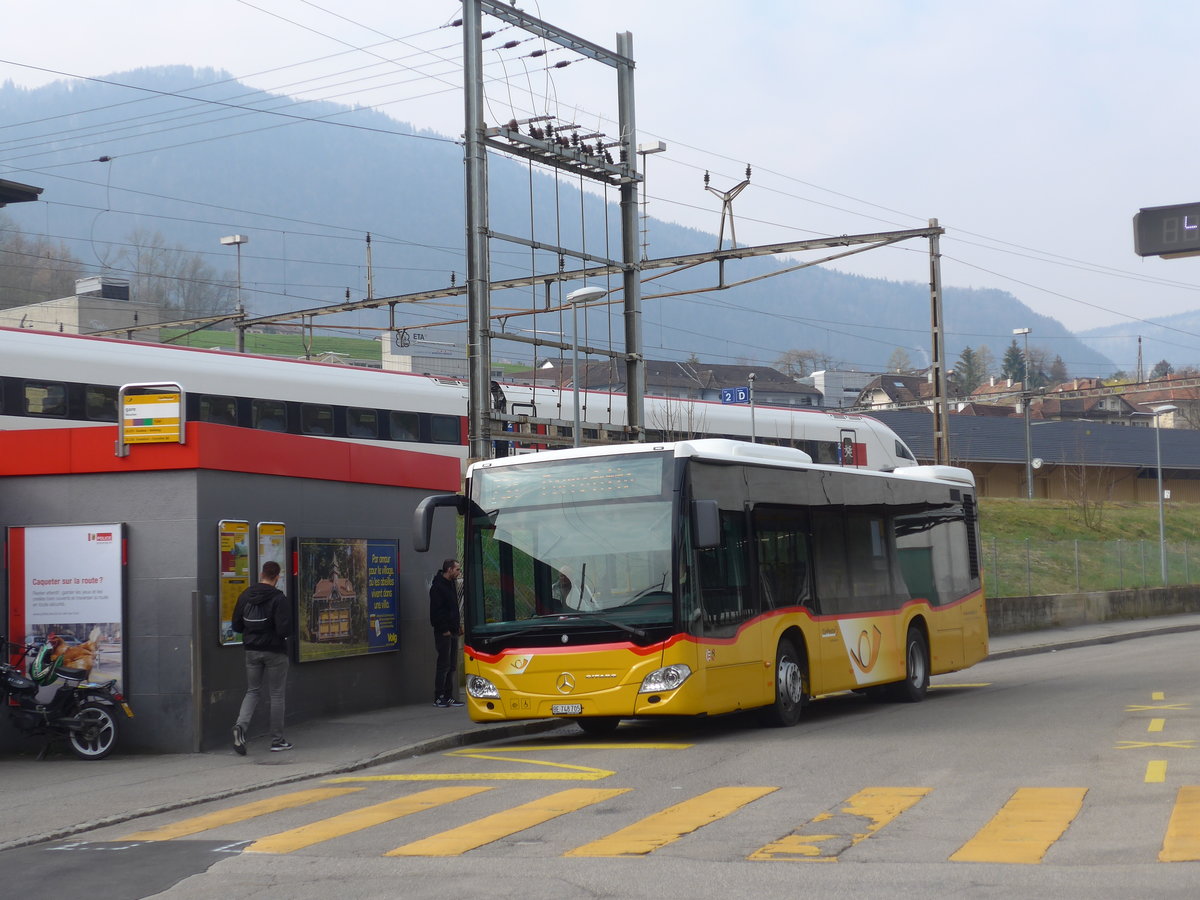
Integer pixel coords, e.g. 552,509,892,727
3,1,1199,346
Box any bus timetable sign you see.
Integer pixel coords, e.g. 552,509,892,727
1133,202,1200,259
116,381,184,457
720,386,750,404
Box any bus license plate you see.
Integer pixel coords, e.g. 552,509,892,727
551,704,583,715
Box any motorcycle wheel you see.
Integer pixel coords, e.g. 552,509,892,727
69,702,119,760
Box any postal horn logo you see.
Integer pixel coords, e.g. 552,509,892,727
848,625,883,673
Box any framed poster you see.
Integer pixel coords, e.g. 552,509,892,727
257,522,287,594
5,524,127,690
218,519,251,645
295,538,399,663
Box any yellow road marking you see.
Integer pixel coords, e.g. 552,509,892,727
1160,786,1200,861
386,788,629,856
1115,740,1195,750
1152,691,1165,701
122,788,363,841
749,787,930,861
564,786,777,857
327,743,690,783
1146,761,1168,783
950,787,1086,864
1127,704,1189,711
1149,718,1165,733
244,786,489,854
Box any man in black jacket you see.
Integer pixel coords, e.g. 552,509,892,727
429,558,464,708
232,560,293,753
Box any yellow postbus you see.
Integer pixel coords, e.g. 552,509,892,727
414,438,988,734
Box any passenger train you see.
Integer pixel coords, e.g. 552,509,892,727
0,327,918,472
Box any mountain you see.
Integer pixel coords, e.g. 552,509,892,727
0,67,1116,376
1077,310,1200,377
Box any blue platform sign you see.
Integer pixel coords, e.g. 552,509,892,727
721,386,750,404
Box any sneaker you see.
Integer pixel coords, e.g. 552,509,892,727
270,738,294,752
233,724,246,756
447,699,465,707
433,698,451,708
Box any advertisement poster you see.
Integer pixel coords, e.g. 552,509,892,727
5,524,126,689
296,538,399,663
218,520,251,646
257,522,287,594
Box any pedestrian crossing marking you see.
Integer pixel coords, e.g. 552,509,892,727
244,786,490,854
326,743,690,783
385,788,630,856
748,787,930,861
1146,761,1168,783
1116,740,1195,750
564,786,777,857
1160,786,1200,861
950,787,1086,864
121,788,364,841
1152,692,1165,701
1149,718,1165,733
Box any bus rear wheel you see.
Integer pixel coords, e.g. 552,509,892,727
577,717,620,736
764,638,806,727
894,627,929,703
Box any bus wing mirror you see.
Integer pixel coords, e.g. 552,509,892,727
413,493,467,552
691,499,721,550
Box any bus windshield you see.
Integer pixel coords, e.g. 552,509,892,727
466,453,676,642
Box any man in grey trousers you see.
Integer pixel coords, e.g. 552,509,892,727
232,560,293,753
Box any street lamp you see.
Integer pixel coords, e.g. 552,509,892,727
220,234,249,352
1013,327,1033,499
1153,403,1177,585
565,285,608,448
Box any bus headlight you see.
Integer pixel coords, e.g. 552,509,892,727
639,664,692,694
466,674,500,699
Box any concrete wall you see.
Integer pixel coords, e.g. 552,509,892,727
988,585,1200,635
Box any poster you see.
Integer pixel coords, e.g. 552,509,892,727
218,520,251,645
295,538,399,663
6,524,126,689
257,522,287,594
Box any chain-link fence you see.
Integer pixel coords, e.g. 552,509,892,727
984,539,1200,598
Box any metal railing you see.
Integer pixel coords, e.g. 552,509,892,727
984,539,1197,598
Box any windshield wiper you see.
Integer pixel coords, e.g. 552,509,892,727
557,612,647,640
476,613,647,647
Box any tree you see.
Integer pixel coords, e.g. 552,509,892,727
0,213,84,308
775,348,836,379
954,346,988,393
1025,346,1051,390
887,348,913,373
114,228,234,319
1000,339,1025,383
1151,359,1174,379
974,344,997,383
1049,354,1069,386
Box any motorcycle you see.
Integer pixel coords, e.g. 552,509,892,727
1,637,134,760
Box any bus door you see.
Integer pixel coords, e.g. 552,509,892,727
693,510,764,714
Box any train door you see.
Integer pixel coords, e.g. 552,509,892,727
839,428,858,467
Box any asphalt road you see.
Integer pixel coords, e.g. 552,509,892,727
7,632,1200,899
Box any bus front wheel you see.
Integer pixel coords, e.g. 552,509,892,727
764,638,807,727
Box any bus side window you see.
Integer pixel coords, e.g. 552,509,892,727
811,508,850,614
694,510,750,636
24,381,67,417
751,505,814,613
389,411,419,442
197,394,237,426
252,399,287,432
85,385,118,421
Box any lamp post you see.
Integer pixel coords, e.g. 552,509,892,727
1013,327,1033,499
565,285,608,448
220,234,249,352
1153,404,1177,585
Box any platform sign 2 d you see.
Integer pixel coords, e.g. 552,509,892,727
720,386,750,404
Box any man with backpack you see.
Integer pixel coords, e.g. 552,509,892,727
232,560,292,753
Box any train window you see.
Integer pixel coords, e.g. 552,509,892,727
198,394,237,426
389,411,419,442
301,404,334,435
347,407,378,438
252,399,287,432
84,385,118,422
24,381,67,417
431,414,460,444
